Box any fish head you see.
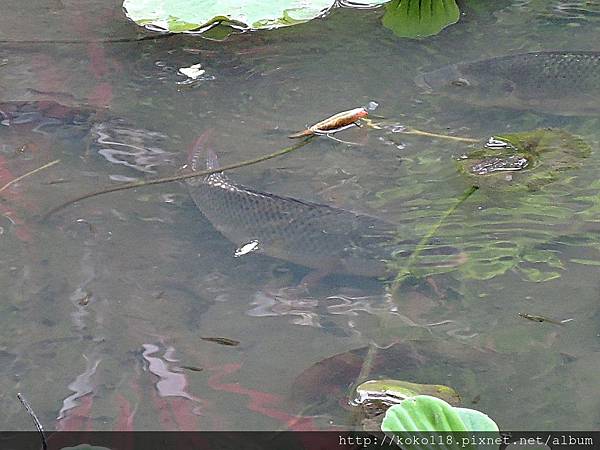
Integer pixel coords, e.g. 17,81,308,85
355,107,369,119
416,62,517,106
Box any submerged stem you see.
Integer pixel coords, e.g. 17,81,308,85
403,127,479,143
362,118,479,143
42,138,313,219
0,159,60,194
391,185,479,295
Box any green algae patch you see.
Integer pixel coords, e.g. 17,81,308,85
456,129,591,191
381,128,597,286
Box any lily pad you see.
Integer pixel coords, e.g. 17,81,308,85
291,339,505,419
354,379,461,408
456,129,592,191
122,0,337,33
381,395,498,449
382,0,460,39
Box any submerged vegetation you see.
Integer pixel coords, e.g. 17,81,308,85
4,0,600,438
384,128,597,285
456,129,592,192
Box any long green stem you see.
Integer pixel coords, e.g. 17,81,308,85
349,185,479,405
391,185,479,294
42,137,312,219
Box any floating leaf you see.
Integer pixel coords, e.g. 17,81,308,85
381,395,498,449
382,0,460,39
456,129,592,192
291,338,509,428
355,379,461,408
122,0,337,33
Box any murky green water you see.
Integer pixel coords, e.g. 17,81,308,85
1,0,600,431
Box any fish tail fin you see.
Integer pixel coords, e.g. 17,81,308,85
288,129,313,139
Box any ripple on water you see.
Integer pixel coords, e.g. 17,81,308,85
90,119,175,174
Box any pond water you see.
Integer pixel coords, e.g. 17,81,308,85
1,0,600,432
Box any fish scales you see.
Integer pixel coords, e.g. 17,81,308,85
418,51,600,115
187,170,396,277
470,52,600,93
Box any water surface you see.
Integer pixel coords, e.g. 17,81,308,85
1,0,600,431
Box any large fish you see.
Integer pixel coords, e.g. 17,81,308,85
416,51,600,116
186,135,457,279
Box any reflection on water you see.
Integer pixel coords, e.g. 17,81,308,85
91,119,174,173
1,0,600,432
57,355,100,421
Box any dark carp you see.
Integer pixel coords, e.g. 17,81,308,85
186,134,460,279
416,51,600,116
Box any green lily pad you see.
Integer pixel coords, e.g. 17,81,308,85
122,0,338,32
382,0,460,39
355,379,461,407
381,395,498,449
457,129,592,191
354,379,461,431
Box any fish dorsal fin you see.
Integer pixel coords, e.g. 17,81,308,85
204,148,234,187
190,147,222,174
187,131,233,187
206,148,220,170
189,129,213,171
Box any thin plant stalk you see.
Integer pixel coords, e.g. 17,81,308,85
43,138,313,219
391,185,479,294
0,160,60,194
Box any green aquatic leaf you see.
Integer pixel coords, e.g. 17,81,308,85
121,0,394,34
382,0,460,39
355,379,461,407
377,127,600,285
456,129,592,192
381,396,498,449
122,0,337,32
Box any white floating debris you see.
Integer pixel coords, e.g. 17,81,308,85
234,240,259,257
178,63,205,80
389,124,406,133
485,137,510,148
366,101,379,111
